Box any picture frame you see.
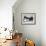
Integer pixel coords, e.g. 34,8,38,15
21,13,36,25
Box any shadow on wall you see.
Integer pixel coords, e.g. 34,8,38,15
12,0,41,46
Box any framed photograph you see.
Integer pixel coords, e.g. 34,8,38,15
21,13,36,25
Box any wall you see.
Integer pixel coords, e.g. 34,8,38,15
0,0,16,30
41,0,46,46
13,0,41,46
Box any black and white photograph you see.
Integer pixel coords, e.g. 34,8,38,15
21,13,36,25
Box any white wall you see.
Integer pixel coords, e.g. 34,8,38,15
0,0,16,30
41,0,46,46
13,0,41,46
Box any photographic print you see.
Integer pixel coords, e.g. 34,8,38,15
21,13,36,25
